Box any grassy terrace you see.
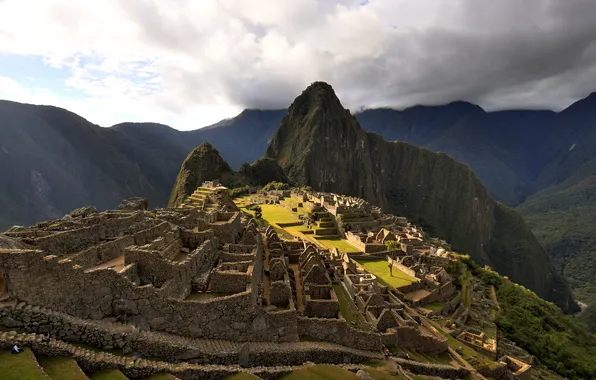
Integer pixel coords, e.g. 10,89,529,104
355,259,418,288
88,369,129,380
333,284,371,331
239,202,361,253
145,374,180,380
37,356,88,380
280,364,360,380
316,237,360,253
0,348,49,380
223,373,261,380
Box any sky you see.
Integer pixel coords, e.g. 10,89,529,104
1,0,596,130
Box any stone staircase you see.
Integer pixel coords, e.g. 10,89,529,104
179,187,216,211
313,212,340,239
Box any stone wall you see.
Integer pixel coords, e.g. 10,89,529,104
390,258,417,279
69,236,135,268
413,280,456,306
394,357,470,379
208,271,250,293
125,239,216,291
297,317,382,351
0,249,297,342
393,325,448,354
209,212,242,243
345,232,366,252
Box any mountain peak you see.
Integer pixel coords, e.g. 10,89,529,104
168,142,233,207
289,81,346,117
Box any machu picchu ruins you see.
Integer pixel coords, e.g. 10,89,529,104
0,181,542,380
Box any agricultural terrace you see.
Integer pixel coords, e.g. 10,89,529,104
235,196,360,253
356,259,418,288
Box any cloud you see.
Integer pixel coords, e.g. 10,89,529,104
1,0,596,129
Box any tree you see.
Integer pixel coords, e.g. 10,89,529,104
385,240,400,251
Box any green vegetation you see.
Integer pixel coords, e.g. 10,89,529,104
497,280,596,379
452,255,596,379
263,181,290,191
366,368,407,380
422,302,446,312
315,237,359,252
257,204,301,224
88,369,129,380
248,205,262,220
518,177,596,331
333,284,371,330
37,356,88,380
279,364,360,380
144,374,178,380
0,348,50,380
229,185,251,197
356,259,418,288
222,373,261,380
384,240,400,251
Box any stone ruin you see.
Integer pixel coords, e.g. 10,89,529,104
0,187,532,378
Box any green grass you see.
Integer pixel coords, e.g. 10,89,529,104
422,302,445,312
333,284,371,331
0,348,50,380
366,368,407,380
37,356,89,380
316,237,360,252
356,259,418,288
279,364,360,380
88,369,129,380
222,372,261,379
258,204,301,224
143,374,178,380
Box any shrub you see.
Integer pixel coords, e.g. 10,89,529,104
263,181,290,191
385,240,400,251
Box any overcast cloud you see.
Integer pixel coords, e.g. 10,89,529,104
1,0,596,130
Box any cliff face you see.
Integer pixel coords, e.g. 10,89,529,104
266,82,575,311
168,143,236,207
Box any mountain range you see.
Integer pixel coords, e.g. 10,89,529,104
1,86,595,319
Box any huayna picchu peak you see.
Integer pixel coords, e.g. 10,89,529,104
267,82,575,313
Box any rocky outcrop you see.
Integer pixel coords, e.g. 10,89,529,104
118,197,148,211
266,81,574,311
68,206,98,218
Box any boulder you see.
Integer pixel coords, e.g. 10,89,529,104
356,370,373,380
118,197,148,211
